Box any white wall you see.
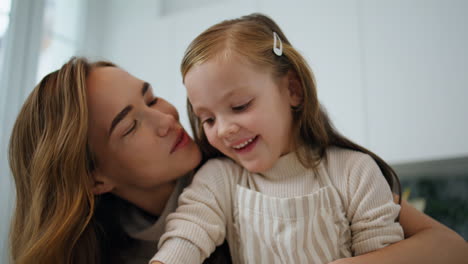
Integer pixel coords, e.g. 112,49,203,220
81,0,468,164
359,0,468,163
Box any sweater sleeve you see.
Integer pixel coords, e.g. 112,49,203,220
151,159,234,264
345,154,404,255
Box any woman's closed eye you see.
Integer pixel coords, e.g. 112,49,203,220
121,97,157,137
123,120,137,137
148,97,158,107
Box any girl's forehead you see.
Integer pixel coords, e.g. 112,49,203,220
192,56,272,82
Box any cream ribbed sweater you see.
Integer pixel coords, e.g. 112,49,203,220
152,147,403,264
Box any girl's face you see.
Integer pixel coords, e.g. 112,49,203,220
186,55,300,173
86,67,201,194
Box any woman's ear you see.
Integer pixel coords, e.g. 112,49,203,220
91,170,115,195
286,70,303,107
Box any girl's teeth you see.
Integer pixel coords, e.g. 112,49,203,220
233,137,254,149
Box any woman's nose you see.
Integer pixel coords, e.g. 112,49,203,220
153,110,177,137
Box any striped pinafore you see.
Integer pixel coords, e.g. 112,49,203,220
232,162,352,264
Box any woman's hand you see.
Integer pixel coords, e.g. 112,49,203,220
328,258,356,264
329,199,467,264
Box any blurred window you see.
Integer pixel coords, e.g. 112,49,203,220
0,0,12,74
36,0,83,82
161,0,223,15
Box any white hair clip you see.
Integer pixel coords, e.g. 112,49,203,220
273,32,283,56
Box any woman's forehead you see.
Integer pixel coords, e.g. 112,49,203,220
88,67,135,91
86,68,140,135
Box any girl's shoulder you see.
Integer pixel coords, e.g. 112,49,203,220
325,146,377,170
324,147,388,210
324,146,381,191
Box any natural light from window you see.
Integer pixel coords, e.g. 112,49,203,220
36,0,82,83
0,0,12,74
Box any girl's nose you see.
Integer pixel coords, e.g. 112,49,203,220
217,118,239,139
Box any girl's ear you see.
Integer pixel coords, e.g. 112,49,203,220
91,169,115,195
286,70,303,107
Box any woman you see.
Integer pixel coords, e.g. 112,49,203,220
8,57,467,263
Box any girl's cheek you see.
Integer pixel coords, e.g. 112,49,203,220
205,129,216,145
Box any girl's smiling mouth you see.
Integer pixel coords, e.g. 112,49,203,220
231,135,259,153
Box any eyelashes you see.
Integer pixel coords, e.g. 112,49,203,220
148,97,158,106
123,120,137,137
201,117,215,126
232,100,252,112
200,99,253,126
123,97,158,137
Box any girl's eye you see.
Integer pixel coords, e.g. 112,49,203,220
232,100,252,112
148,97,158,106
201,117,215,126
123,120,137,137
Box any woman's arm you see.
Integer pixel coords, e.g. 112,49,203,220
332,199,468,264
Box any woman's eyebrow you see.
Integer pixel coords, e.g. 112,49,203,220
141,82,149,96
109,105,133,136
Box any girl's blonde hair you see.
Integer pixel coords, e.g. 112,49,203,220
9,57,115,263
182,13,401,196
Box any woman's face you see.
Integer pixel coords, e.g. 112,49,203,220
86,66,201,194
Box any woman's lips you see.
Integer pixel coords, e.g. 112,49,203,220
171,129,190,154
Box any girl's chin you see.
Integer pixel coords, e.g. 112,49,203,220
238,160,273,174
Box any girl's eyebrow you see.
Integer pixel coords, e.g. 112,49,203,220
108,82,150,137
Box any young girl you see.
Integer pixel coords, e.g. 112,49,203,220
152,14,412,263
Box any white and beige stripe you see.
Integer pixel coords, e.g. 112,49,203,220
235,171,352,264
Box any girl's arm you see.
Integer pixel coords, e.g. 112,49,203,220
151,159,235,264
332,199,468,264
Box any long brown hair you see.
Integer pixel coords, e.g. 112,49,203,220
182,13,401,197
8,57,123,263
